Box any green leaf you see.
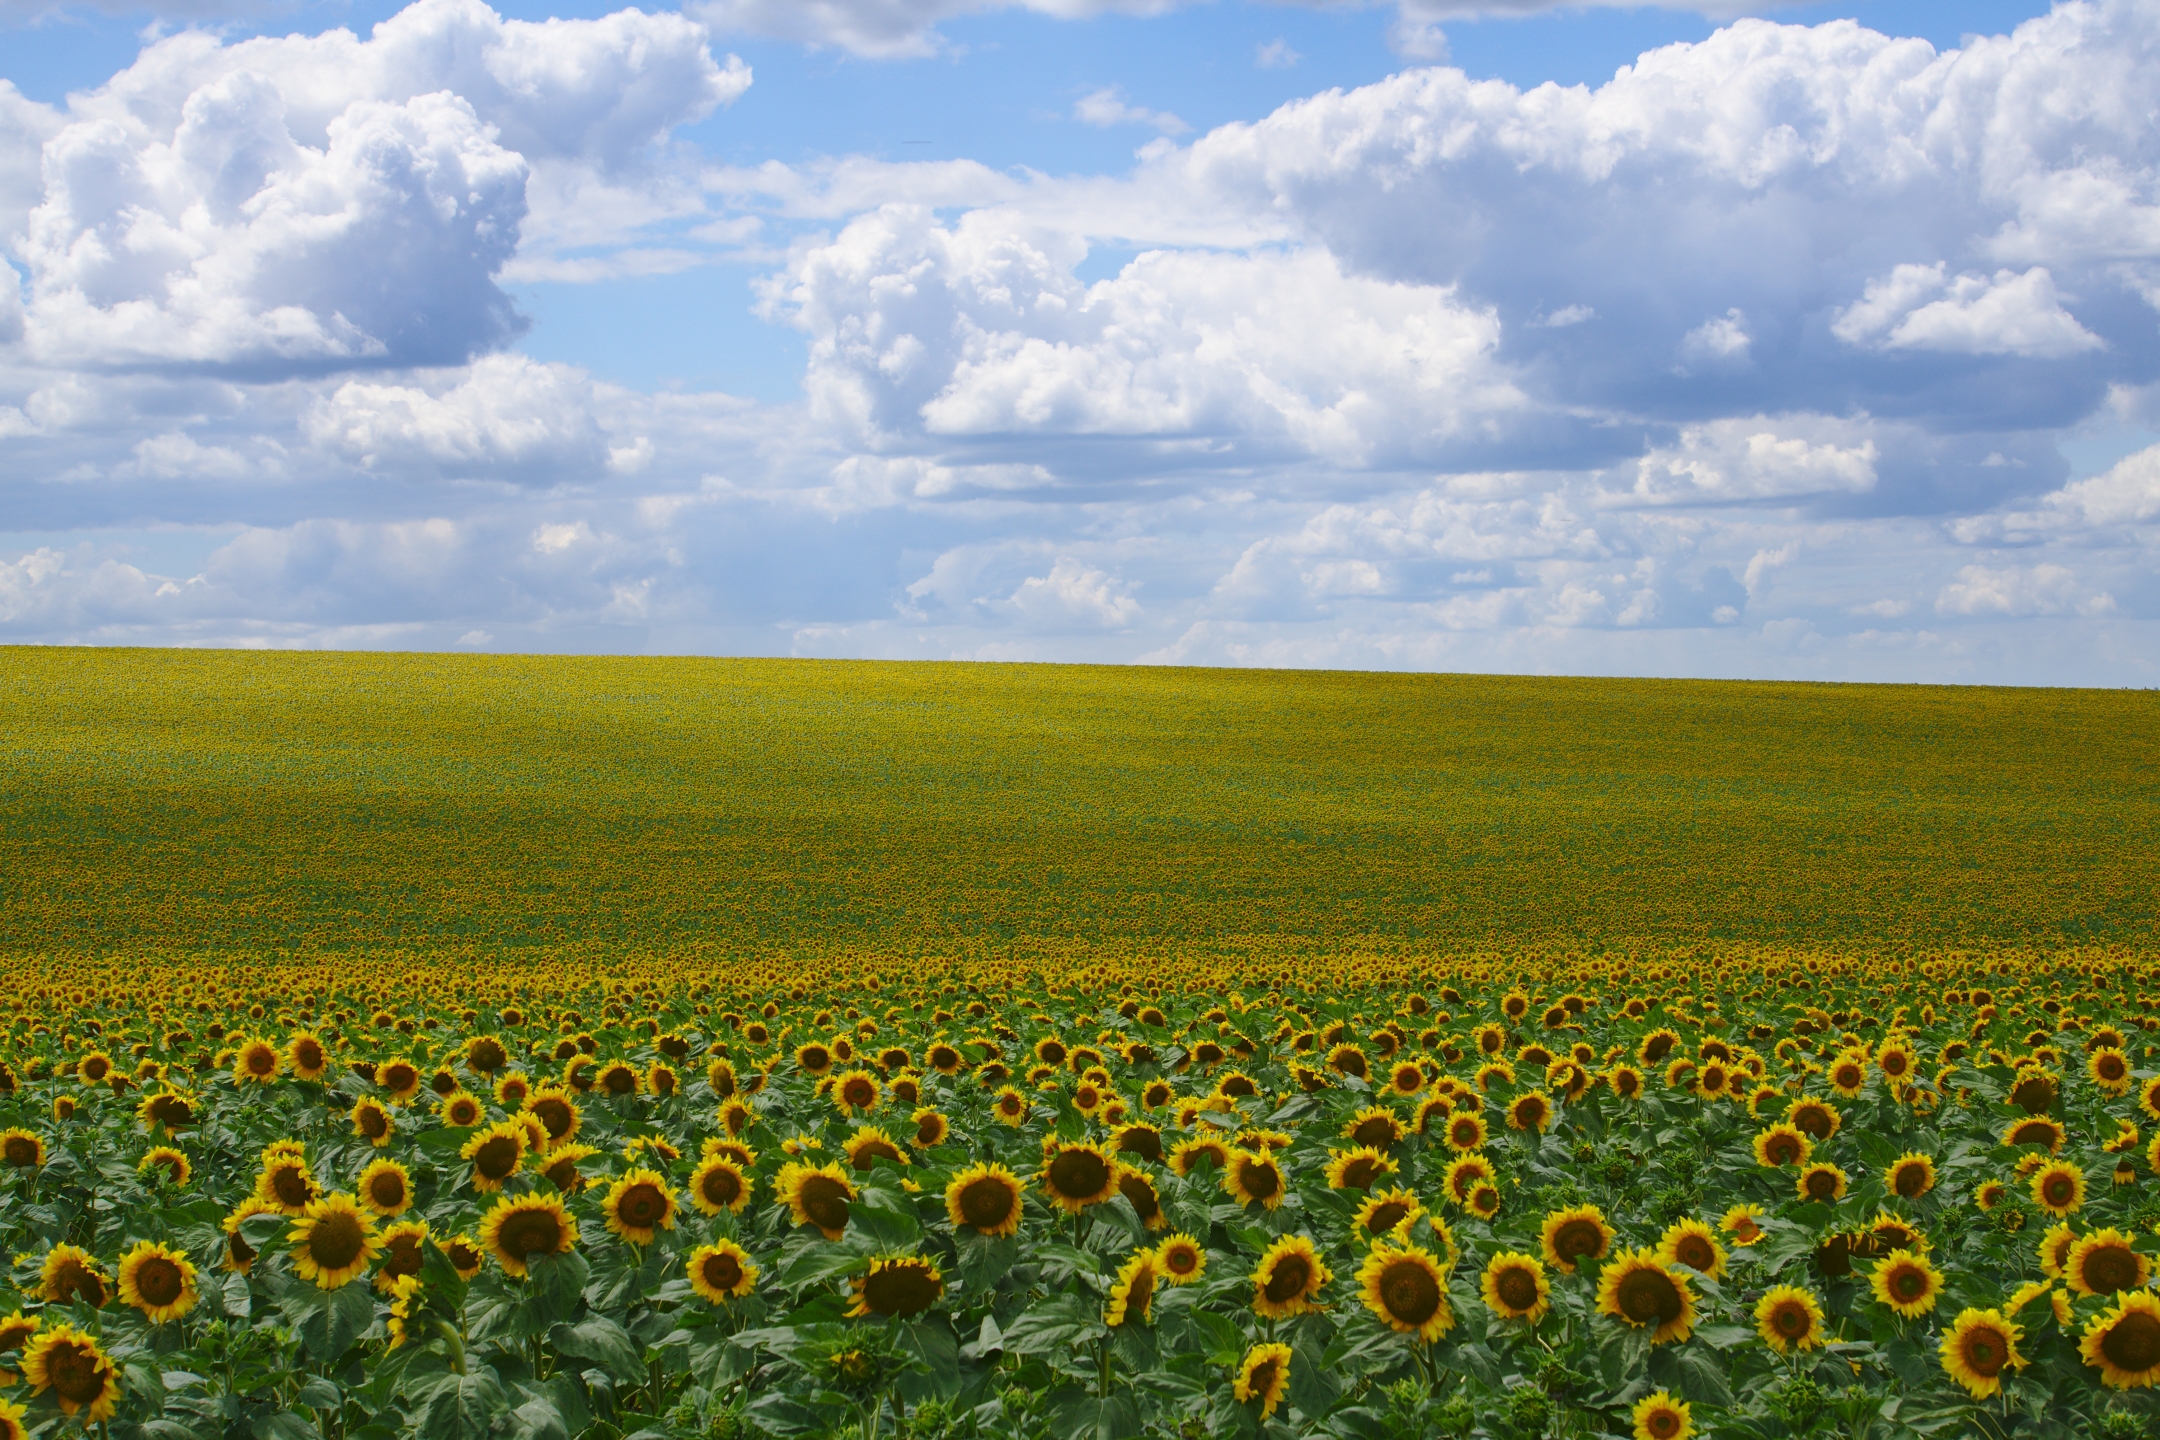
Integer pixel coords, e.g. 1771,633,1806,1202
999,1293,1110,1354
547,1316,643,1384
1694,1323,1757,1349
954,1233,1019,1294
297,1376,342,1410
253,1413,323,1440
1669,1347,1735,1408
525,1250,588,1317
1050,1391,1140,1440
284,1281,375,1360
407,1368,511,1440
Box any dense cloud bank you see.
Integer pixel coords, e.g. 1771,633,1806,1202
1,0,2157,681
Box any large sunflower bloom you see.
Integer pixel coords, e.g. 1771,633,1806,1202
846,1255,945,1319
289,1192,381,1290
22,1323,120,1421
1597,1251,1695,1345
39,1245,109,1308
1250,1234,1332,1319
1232,1342,1292,1420
480,1193,579,1277
945,1163,1024,1238
460,1119,528,1194
1940,1308,2026,1399
1039,1141,1118,1213
1631,1391,1692,1440
688,1241,759,1305
117,1240,198,1323
777,1161,856,1241
1358,1243,1454,1342
1868,1251,1943,1319
2068,1228,2150,1298
1540,1205,1614,1273
1480,1250,1550,1323
2082,1291,2160,1388
602,1167,677,1244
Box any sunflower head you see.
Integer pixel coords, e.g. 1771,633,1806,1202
1796,1162,1848,1205
1040,1141,1118,1213
1157,1234,1206,1285
357,1158,414,1217
1869,1249,1944,1319
289,1192,381,1290
1324,1145,1396,1192
1631,1391,1693,1440
1753,1124,1811,1169
1359,1243,1454,1342
1941,1308,2025,1399
1353,1187,1425,1244
1656,1219,1726,1279
844,1127,909,1174
602,1167,677,1244
1541,1205,1614,1273
1888,1152,1937,1199
2031,1160,2087,1217
778,1161,856,1240
1222,1149,1286,1210
1233,1342,1293,1420
2068,1229,2150,1299
39,1245,109,1308
2082,1291,2160,1388
480,1193,579,1277
461,1119,528,1193
688,1240,759,1305
1104,1249,1161,1328
847,1254,945,1319
117,1241,198,1323
1250,1234,1331,1319
1597,1251,1695,1345
1480,1250,1550,1323
22,1322,120,1421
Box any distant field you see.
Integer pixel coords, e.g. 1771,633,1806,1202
0,648,2153,960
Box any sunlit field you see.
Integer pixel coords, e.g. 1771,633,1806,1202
1,650,2156,1440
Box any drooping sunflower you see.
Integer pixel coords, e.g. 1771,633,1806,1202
1158,1233,1206,1285
846,1254,944,1319
39,1245,109,1307
687,1240,758,1305
374,1220,430,1293
1869,1249,1944,1319
221,1197,275,1274
1752,1124,1811,1169
1250,1234,1332,1319
945,1163,1024,1238
2031,1159,2087,1217
139,1145,191,1187
602,1167,677,1245
288,1192,381,1290
1796,1162,1848,1204
1597,1251,1696,1345
1104,1248,1162,1327
2068,1229,2150,1298
1656,1219,1726,1279
117,1240,197,1323
1631,1390,1692,1440
481,1193,579,1277
1117,1165,1168,1230
22,1323,120,1421
443,1234,485,1281
1325,1145,1397,1192
777,1161,856,1240
1232,1342,1293,1420
1222,1149,1287,1211
1541,1204,1614,1273
1353,1187,1425,1243
1755,1283,1826,1353
1940,1308,2026,1398
1040,1140,1119,1213
1358,1242,1454,1342
1480,1250,1551,1323
2082,1290,2160,1388
356,1158,414,1218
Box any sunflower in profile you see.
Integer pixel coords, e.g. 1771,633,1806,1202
355,1158,414,1218
481,1193,579,1277
1755,1284,1825,1353
2081,1291,2160,1388
220,1197,275,1274
1481,1250,1550,1323
1250,1234,1332,1319
1233,1342,1293,1420
39,1245,109,1307
1720,1204,1766,1246
289,1193,381,1290
845,1254,944,1318
1353,1188,1425,1244
1631,1390,1692,1440
1597,1251,1695,1345
117,1241,197,1323
687,1240,758,1305
1940,1308,2025,1398
2039,1226,2077,1277
778,1161,856,1240
2068,1229,2149,1298
1753,1124,1810,1169
1358,1242,1453,1342
718,1097,757,1138
1656,1219,1726,1279
1343,1106,1405,1151
22,1323,120,1421
443,1234,485,1281
372,1220,430,1293
1326,1146,1397,1192
2031,1160,2086,1217
1541,1205,1614,1273
1222,1149,1287,1211
1869,1250,1943,1319
1104,1248,1161,1327
461,1119,528,1194
139,1146,191,1187
1796,1162,1848,1204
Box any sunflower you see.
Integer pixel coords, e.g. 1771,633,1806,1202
846,1254,944,1319
350,1097,395,1147
39,1245,109,1307
1656,1219,1726,1279
1325,1146,1397,1192
1233,1342,1293,1420
2090,1047,2133,1096
778,1161,856,1240
1867,1249,1943,1319
1222,1149,1287,1210
1788,1098,1840,1140
1157,1233,1206,1285
1353,1187,1426,1243
943,1163,1024,1238
233,1038,281,1084
687,1240,759,1305
139,1145,191,1187
481,1193,579,1277
117,1240,197,1323
221,1197,275,1274
718,1098,756,1138
22,1323,119,1421
1506,1091,1552,1133
1632,1391,1692,1440
2004,1116,2067,1152
2082,1291,2160,1388
905,1107,950,1150
1796,1162,1848,1204
494,1071,531,1109
0,1309,38,1372
1597,1251,1695,1345
1040,1141,1119,1213
1480,1250,1550,1323
1342,1106,1406,1150
1721,1204,1766,1246
369,1219,430,1294
378,1059,423,1102
687,1155,752,1217
539,1144,597,1193
1752,1282,1826,1353
992,1086,1030,1125
444,1234,485,1281
255,1153,319,1214
1444,1111,1489,1153
1541,1205,1614,1273
1753,1124,1811,1169
461,1119,527,1193
1250,1234,1332,1319
1468,1183,1502,1219
1358,1243,1454,1342
137,1090,196,1136
1168,1136,1232,1176
439,1091,485,1128
0,1128,43,1171
595,1061,640,1098
2068,1228,2150,1298
1607,1064,1645,1101
525,1086,583,1149
601,1167,677,1245
0,1397,24,1440
286,1192,380,1290
828,1068,881,1118
1941,1308,2025,1399
286,1032,329,1081
1388,1060,1427,1097
1885,1152,1936,1199
355,1157,413,1217
1105,1248,1162,1327
2031,1160,2087,1217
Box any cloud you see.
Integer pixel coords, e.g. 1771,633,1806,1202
1833,264,2104,358
1074,88,1189,137
1936,563,2115,618
1624,417,1877,505
1256,40,1300,70
302,354,617,485
1005,556,1142,629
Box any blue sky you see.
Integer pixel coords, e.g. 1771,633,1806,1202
3,0,2157,682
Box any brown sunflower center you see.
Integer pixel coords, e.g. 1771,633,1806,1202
1894,1165,1928,1197
358,1108,389,1138
701,1168,743,1207
2102,1311,2160,1373
369,1173,407,1208
383,1065,417,1093
1263,1254,1312,1303
1765,1135,1802,1165
1961,1328,2005,1377
916,1118,945,1146
271,1166,315,1210
295,1040,325,1071
1773,1302,1811,1337
616,1183,666,1228
1615,1267,1682,1325
1119,1174,1161,1221
1793,1107,1832,1139
1494,1266,1540,1313
1645,1407,1682,1439
851,1139,903,1171
533,1098,573,1139
499,1208,564,1260
2101,1056,2127,1080
958,1177,1015,1229
1048,1149,1110,1200
1246,1358,1280,1395
603,1068,636,1096
701,1252,742,1292
799,1175,851,1232
1238,1160,1280,1199
306,1211,368,1271
1890,1267,1928,1301
1351,1119,1396,1147
1804,1170,1840,1201
133,1255,184,1307
863,1263,941,1317
1553,1220,1605,1262
2083,1246,2142,1296
843,1080,875,1106
3,1137,36,1166
474,1137,521,1180
1673,1236,1716,1272
1340,1157,1382,1189
49,1342,107,1404
2011,1077,2056,1115
2043,1175,2077,1206
1367,1201,1413,1235
1118,1267,1155,1321
246,1048,275,1076
1165,1246,1199,1276
469,1039,506,1073
384,1238,424,1277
